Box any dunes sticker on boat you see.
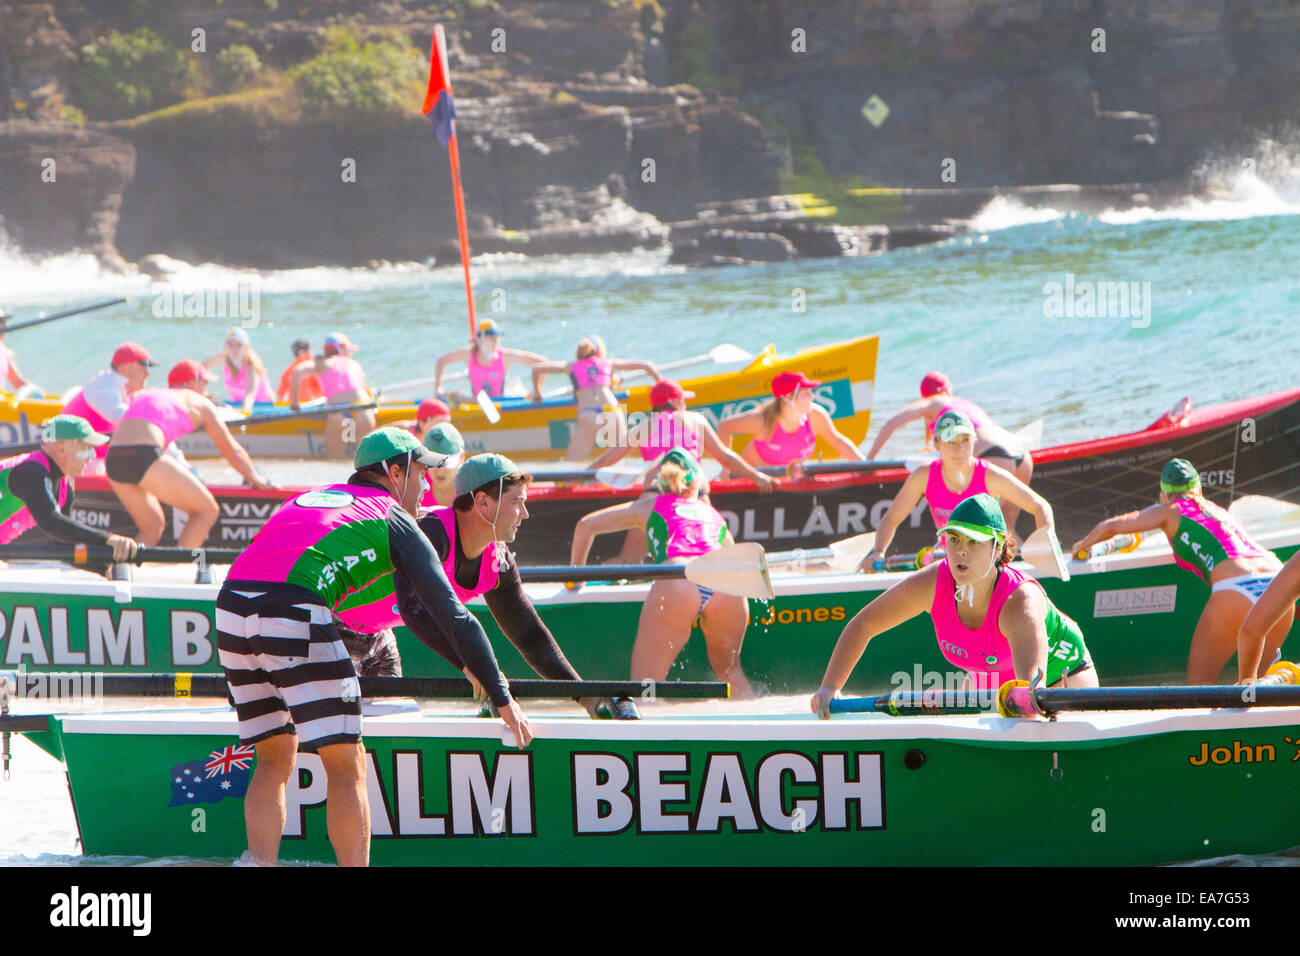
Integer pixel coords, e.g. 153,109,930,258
294,490,356,509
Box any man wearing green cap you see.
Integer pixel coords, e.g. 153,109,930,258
393,452,639,719
217,427,533,867
813,493,1097,719
0,414,138,561
1071,458,1288,684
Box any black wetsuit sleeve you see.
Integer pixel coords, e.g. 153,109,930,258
385,507,512,707
484,554,581,681
8,461,111,546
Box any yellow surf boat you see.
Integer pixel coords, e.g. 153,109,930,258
0,336,878,460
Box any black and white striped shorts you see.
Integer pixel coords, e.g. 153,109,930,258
216,580,362,752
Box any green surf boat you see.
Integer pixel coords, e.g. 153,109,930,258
11,701,1300,866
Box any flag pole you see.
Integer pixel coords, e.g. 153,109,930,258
424,24,476,342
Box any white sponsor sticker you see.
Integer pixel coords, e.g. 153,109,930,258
1093,585,1177,618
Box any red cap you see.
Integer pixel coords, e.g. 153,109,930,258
920,371,952,397
167,359,217,388
112,342,157,367
418,398,450,421
771,371,820,398
650,379,695,406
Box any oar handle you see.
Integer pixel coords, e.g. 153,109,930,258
0,544,244,566
1,297,129,333
828,692,990,716
872,548,943,572
0,671,728,700
0,439,40,456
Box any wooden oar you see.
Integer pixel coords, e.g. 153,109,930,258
756,458,910,477
1018,527,1071,581
0,542,772,596
530,461,650,489
830,661,1300,716
233,401,378,428
1228,494,1300,530
541,344,758,400
0,296,130,334
768,533,877,574
0,672,729,711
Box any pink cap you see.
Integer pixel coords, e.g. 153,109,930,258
650,379,695,406
418,398,450,421
112,342,158,367
771,370,820,398
168,359,217,387
920,371,952,397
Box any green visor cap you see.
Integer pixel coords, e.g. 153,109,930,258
43,414,110,446
658,446,700,483
934,409,976,443
454,452,520,497
936,493,1007,543
423,422,465,458
354,427,447,469
1160,458,1201,495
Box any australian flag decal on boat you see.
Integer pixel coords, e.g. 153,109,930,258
168,745,255,806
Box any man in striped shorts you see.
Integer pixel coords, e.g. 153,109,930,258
217,428,532,866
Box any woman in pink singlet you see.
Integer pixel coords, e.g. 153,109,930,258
432,318,550,405
812,493,1098,719
201,327,274,414
531,336,662,461
569,447,758,699
290,331,377,459
717,370,863,472
105,359,273,548
869,370,1036,532
865,409,1054,567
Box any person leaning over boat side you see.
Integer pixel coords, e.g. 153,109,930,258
588,377,774,562
862,409,1055,568
716,371,864,473
0,414,138,562
867,371,1034,533
813,493,1098,718
389,452,639,719
105,359,274,549
1236,549,1300,684
291,331,377,459
569,447,758,699
276,338,324,404
433,318,549,403
201,327,274,413
60,342,158,472
1071,458,1291,684
531,336,663,462
218,429,533,867
0,310,44,398
387,397,452,442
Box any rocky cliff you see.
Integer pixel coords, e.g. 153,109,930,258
1,0,1297,269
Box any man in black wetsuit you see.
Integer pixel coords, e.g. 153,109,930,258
394,453,640,720
0,414,139,562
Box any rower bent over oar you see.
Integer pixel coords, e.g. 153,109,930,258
216,428,531,867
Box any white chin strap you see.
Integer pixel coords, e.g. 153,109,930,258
474,476,504,544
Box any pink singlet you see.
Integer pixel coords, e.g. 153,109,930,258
223,361,274,403
468,350,507,398
924,459,990,529
646,493,727,563
569,357,613,391
0,451,69,544
119,389,197,446
62,388,117,460
750,417,816,465
639,410,702,462
318,357,366,399
928,559,1032,685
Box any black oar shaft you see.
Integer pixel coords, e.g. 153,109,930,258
2,672,728,700
758,459,907,477
0,544,245,565
236,401,377,427
1033,684,1300,713
1,297,129,333
0,715,53,733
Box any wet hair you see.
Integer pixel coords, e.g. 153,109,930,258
453,472,532,512
655,459,695,495
575,336,605,360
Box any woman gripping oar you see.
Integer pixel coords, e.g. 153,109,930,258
812,494,1097,718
